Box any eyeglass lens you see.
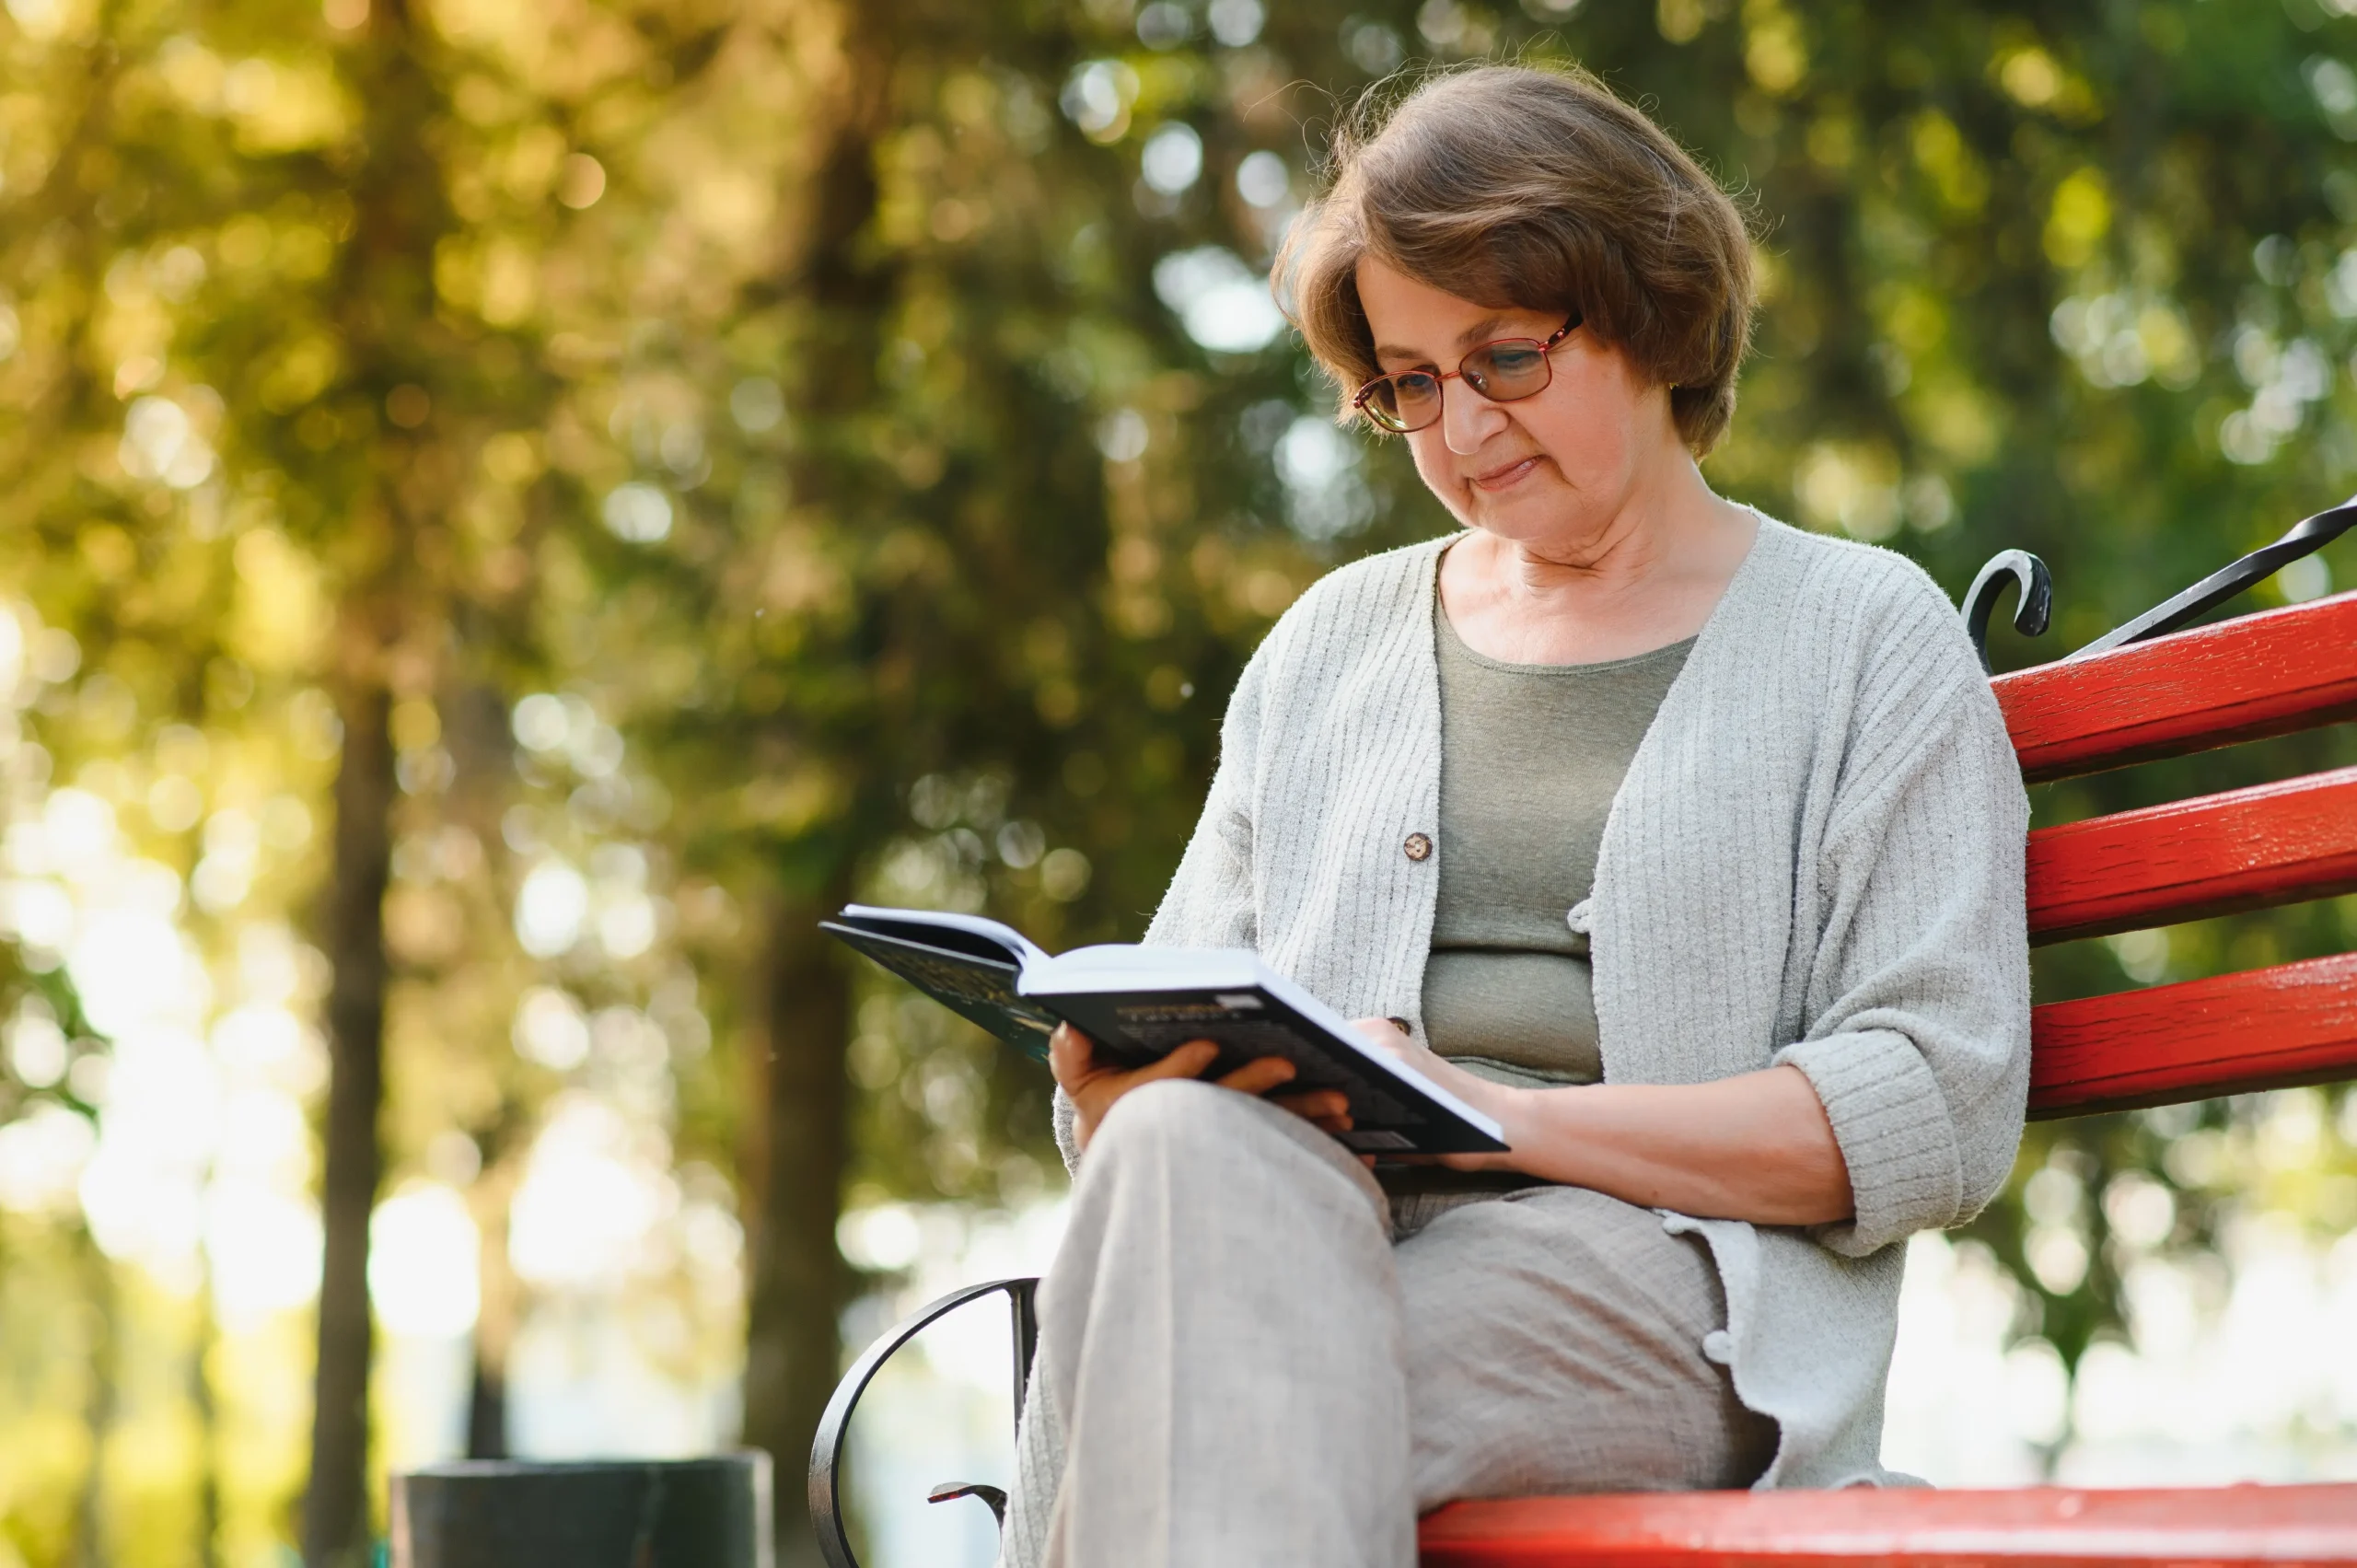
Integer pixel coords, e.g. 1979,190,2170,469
1364,339,1555,433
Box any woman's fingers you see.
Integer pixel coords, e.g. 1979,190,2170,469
1213,1054,1296,1096
1047,1023,1098,1090
1054,1028,1215,1093
1059,1032,1213,1156
1208,1055,1353,1131
1349,1016,1413,1063
1269,1089,1353,1132
1057,1034,1357,1144
1132,1038,1221,1084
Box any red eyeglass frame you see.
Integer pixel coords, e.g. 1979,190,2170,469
1350,313,1584,433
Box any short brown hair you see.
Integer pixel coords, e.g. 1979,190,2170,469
1278,63,1756,455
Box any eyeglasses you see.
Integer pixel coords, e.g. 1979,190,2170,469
1351,314,1583,435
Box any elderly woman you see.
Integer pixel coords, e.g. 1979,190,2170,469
999,63,2030,1568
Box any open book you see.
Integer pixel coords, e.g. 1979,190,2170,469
821,905,1508,1156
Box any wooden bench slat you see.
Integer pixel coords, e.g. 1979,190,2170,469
1417,1484,2357,1566
2026,766,2357,945
2027,951,2357,1118
1992,591,2357,784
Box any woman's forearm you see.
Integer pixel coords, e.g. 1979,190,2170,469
1481,1064,1853,1226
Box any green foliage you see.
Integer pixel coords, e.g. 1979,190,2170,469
0,939,104,1126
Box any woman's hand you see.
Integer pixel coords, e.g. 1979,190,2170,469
1347,1018,1852,1221
1345,1017,1517,1172
1051,1023,1354,1154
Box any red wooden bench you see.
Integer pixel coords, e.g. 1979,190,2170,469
810,512,2357,1566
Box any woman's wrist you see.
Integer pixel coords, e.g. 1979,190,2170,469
1470,1081,1608,1180
1446,1077,1541,1173
1459,1073,1520,1130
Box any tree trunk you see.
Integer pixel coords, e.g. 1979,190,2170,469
73,1221,116,1568
192,1241,223,1568
738,3,893,1558
301,0,442,1549
739,889,854,1568
464,1154,521,1460
463,1364,508,1462
304,676,394,1568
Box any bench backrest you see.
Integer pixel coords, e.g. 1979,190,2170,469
1996,590,2357,1117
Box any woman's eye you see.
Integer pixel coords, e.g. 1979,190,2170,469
1483,347,1542,376
1397,373,1441,397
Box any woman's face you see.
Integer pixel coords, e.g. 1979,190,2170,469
1353,257,1676,548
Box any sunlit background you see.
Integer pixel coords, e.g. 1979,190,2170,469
5,0,2357,1563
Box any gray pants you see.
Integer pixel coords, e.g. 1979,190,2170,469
999,1080,1775,1568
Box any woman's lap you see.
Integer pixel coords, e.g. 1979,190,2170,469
1005,1085,1772,1567
1392,1185,1777,1505
1119,1083,1782,1501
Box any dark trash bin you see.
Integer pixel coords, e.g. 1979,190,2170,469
389,1453,772,1568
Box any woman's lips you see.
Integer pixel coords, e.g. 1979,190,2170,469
1469,455,1540,491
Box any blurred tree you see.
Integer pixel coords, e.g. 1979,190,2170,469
0,0,802,1556
0,0,470,1549
0,949,110,1567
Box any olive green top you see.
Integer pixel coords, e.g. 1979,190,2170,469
1422,579,1693,1090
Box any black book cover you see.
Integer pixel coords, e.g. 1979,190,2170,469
818,922,1060,1061
1039,983,1507,1155
821,907,1508,1156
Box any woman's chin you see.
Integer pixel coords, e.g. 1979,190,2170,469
1458,480,1578,539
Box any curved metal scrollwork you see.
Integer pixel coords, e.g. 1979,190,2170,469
2068,494,2357,661
927,1481,1009,1526
808,1275,1040,1568
1962,549,2054,673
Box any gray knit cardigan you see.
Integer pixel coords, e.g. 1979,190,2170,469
1053,515,2031,1489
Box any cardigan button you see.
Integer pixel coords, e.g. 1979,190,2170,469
1403,831,1433,862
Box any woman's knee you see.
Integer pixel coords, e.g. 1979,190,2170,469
1091,1077,1273,1164
1087,1079,1389,1223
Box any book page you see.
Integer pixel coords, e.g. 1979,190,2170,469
836,904,1050,968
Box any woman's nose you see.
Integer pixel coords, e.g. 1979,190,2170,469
1442,383,1503,455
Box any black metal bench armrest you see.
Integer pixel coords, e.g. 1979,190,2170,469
1963,550,2053,673
2072,494,2357,659
928,1481,1009,1525
1963,494,2356,674
807,1275,1040,1568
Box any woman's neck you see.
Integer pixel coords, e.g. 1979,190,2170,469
1438,459,1756,666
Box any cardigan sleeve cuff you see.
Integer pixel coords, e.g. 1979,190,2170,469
1052,1086,1081,1175
1775,1028,1965,1257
